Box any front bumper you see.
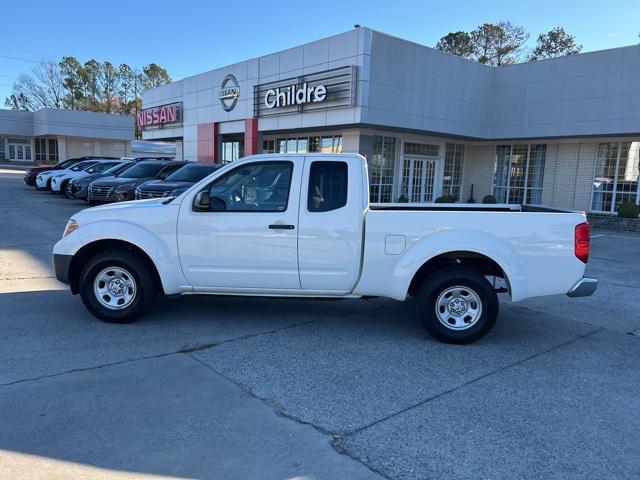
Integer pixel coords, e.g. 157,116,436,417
567,277,597,297
53,253,73,285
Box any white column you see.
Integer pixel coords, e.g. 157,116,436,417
58,137,67,161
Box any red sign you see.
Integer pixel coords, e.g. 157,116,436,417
137,102,182,129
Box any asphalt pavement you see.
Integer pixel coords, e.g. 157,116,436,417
1,168,639,480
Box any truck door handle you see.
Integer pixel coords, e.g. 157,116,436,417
269,224,295,230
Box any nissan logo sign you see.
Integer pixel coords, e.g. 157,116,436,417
219,74,240,111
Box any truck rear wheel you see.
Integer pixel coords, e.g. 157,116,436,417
416,267,498,344
79,249,158,323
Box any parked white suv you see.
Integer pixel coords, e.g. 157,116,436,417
50,159,130,193
53,154,596,344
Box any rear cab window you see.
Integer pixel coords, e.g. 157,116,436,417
307,161,348,212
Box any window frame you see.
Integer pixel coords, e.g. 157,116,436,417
194,160,295,213
492,144,546,205
307,161,349,213
590,141,640,214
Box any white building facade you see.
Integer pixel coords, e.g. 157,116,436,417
141,28,640,214
0,108,134,164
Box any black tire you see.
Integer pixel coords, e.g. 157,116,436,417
416,267,498,344
79,249,159,323
56,180,69,195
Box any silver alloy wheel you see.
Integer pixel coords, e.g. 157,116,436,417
93,266,137,310
435,285,483,331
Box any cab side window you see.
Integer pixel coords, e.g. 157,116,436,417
307,161,348,212
205,161,293,212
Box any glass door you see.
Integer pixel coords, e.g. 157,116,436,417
401,155,438,203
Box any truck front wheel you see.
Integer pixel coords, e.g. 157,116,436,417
79,249,158,323
417,267,498,344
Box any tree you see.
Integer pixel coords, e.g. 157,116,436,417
139,64,171,89
529,27,582,60
100,61,120,113
5,56,171,131
60,56,83,109
437,21,529,66
435,31,473,58
470,21,528,66
3,59,65,110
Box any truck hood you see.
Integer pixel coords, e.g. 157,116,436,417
73,197,177,223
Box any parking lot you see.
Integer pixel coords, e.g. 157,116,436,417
1,166,639,479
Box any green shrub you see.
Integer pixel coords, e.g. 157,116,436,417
482,195,497,204
617,202,640,219
435,194,457,203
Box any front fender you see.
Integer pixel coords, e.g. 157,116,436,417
53,220,188,295
389,229,527,302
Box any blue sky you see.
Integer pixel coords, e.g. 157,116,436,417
1,0,638,102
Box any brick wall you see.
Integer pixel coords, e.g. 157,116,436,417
543,142,596,210
462,144,495,202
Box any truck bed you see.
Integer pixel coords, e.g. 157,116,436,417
369,203,574,213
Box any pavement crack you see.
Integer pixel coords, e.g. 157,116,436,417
0,351,181,387
186,353,389,479
342,327,604,438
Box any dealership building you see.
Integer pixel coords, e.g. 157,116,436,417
140,27,640,214
0,108,134,163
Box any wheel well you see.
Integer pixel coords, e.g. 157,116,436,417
68,239,162,294
408,251,508,297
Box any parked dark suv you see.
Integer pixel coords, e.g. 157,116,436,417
135,163,222,199
87,160,185,204
66,161,135,199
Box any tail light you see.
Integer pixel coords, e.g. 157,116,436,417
575,222,590,263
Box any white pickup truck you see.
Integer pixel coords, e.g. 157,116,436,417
53,153,596,344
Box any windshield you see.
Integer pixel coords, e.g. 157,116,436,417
166,164,219,182
56,158,80,169
119,162,166,179
105,162,132,175
85,162,120,174
70,161,99,172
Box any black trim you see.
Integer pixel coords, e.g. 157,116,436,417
259,122,640,143
53,254,73,285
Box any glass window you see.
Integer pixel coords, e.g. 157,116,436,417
493,144,546,204
262,139,275,154
35,139,47,162
48,139,59,163
0,137,4,159
273,136,343,154
120,162,167,178
404,142,439,157
443,144,465,199
369,136,397,203
308,137,320,153
205,162,293,212
308,161,348,212
591,141,640,213
8,144,16,160
221,140,243,163
166,164,219,182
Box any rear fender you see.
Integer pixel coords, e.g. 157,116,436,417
389,230,527,301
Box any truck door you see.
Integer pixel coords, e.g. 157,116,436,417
177,159,302,290
297,156,364,293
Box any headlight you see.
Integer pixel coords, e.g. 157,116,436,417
63,219,79,237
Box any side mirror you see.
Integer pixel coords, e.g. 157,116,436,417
193,191,211,211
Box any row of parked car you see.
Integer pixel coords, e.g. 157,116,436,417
23,156,222,204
